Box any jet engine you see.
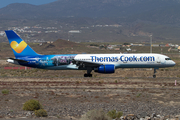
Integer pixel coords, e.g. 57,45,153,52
94,65,115,73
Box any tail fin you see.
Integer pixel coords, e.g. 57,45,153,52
5,30,38,58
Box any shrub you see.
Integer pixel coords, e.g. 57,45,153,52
2,89,9,95
76,81,80,84
80,109,111,120
23,99,42,111
107,110,123,119
35,109,48,117
136,93,142,97
177,75,180,78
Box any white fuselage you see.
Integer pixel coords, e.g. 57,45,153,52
74,53,175,68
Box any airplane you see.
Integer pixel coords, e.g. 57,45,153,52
5,30,176,78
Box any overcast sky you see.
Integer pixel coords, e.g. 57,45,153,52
0,0,57,8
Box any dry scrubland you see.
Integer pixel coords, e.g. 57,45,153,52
0,75,180,120
0,54,180,119
0,42,180,119
1,76,180,120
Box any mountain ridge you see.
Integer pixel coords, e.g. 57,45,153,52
0,0,180,24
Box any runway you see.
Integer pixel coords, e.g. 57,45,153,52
0,77,179,89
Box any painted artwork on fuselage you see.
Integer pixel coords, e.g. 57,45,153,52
51,55,75,66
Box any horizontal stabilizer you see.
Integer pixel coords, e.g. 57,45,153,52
7,58,28,63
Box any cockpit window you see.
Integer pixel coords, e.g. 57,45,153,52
165,58,171,60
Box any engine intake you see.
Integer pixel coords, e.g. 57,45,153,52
95,65,115,73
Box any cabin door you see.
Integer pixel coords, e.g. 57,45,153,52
157,56,161,64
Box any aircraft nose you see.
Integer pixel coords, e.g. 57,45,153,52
172,61,176,66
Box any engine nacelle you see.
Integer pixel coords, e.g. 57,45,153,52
95,65,115,73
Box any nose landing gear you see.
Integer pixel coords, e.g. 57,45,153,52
153,68,158,78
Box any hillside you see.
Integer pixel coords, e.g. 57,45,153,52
1,0,180,24
0,38,122,59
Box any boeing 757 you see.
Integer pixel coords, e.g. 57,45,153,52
5,30,176,78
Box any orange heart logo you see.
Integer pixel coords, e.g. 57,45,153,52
10,41,27,53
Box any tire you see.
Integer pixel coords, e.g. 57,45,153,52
84,74,88,77
153,75,156,78
89,74,92,77
84,74,92,77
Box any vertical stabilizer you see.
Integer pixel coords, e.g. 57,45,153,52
5,30,38,58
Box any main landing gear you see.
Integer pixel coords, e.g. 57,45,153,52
84,67,92,77
84,74,92,77
153,68,158,78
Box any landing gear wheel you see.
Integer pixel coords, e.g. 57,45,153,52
84,74,87,77
84,67,93,77
153,68,158,78
84,74,92,77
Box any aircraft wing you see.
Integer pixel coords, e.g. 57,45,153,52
72,59,102,68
